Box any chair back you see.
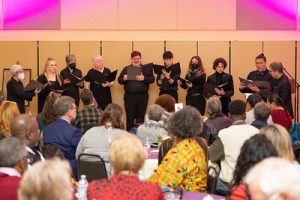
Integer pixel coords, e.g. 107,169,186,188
77,153,108,182
207,165,220,194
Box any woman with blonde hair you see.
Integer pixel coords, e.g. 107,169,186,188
261,124,295,161
87,134,164,200
18,159,73,200
0,101,20,140
37,58,64,113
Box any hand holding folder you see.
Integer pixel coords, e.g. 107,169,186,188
127,66,141,80
24,80,45,92
239,77,271,90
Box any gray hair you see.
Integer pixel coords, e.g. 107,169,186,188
0,137,27,167
254,102,270,121
10,64,22,76
245,157,300,199
147,105,163,122
168,106,202,139
206,96,222,115
92,54,102,64
54,96,75,117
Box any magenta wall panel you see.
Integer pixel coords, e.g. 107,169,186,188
3,0,60,30
0,0,2,30
237,0,297,30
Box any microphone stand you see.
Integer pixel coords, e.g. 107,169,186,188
284,68,300,122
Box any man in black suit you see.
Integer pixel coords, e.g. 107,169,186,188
269,61,293,118
239,54,273,101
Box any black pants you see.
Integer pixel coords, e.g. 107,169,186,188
124,92,149,131
159,90,178,103
186,93,206,115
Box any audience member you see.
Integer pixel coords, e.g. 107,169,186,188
76,103,127,176
36,92,59,132
72,89,102,134
209,100,259,196
154,94,176,130
18,159,73,200
251,102,271,129
229,134,277,200
137,104,167,145
0,137,28,200
0,101,20,140
201,96,232,145
149,106,207,192
11,114,44,165
261,124,295,162
245,93,262,124
43,96,82,177
245,158,300,200
268,93,293,131
87,134,164,200
41,144,65,159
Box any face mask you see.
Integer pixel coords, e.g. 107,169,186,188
192,64,198,71
68,63,76,69
18,72,25,81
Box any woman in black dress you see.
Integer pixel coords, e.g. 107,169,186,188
180,56,206,115
85,54,113,110
205,58,234,116
37,58,64,113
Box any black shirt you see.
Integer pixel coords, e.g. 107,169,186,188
181,71,206,94
156,64,180,91
118,65,154,94
6,78,35,113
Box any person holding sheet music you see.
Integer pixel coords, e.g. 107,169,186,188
60,54,83,107
239,53,273,101
7,64,40,113
118,51,155,131
85,54,114,111
205,58,234,116
180,56,206,115
156,51,180,102
37,58,64,113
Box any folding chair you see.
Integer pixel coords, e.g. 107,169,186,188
77,153,108,182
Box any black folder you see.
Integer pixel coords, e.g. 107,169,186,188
24,80,44,92
204,82,228,95
153,62,181,75
127,66,141,80
68,73,83,84
239,77,271,90
178,77,190,83
106,70,118,82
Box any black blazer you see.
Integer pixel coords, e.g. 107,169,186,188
272,74,293,118
6,78,35,113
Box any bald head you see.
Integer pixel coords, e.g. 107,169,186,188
10,114,40,148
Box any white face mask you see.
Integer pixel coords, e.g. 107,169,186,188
18,72,25,81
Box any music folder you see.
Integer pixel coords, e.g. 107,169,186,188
127,66,141,80
239,77,271,90
24,80,44,92
106,70,118,82
204,83,228,95
178,77,190,83
68,73,83,84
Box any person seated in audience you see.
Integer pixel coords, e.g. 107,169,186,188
72,89,102,134
251,102,271,129
36,92,59,132
76,103,127,176
149,106,207,192
209,100,259,196
137,104,167,145
41,144,65,159
0,101,20,140
261,124,295,162
0,137,28,200
11,114,44,165
154,94,176,130
87,134,164,200
245,157,300,200
268,93,293,131
239,53,273,101
0,90,5,110
229,134,278,200
19,159,73,200
201,96,232,145
7,64,40,113
245,93,272,125
43,96,82,178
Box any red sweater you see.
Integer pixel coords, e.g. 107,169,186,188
271,109,292,131
0,173,21,200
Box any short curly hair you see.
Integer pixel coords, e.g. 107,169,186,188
167,106,202,139
213,57,227,70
